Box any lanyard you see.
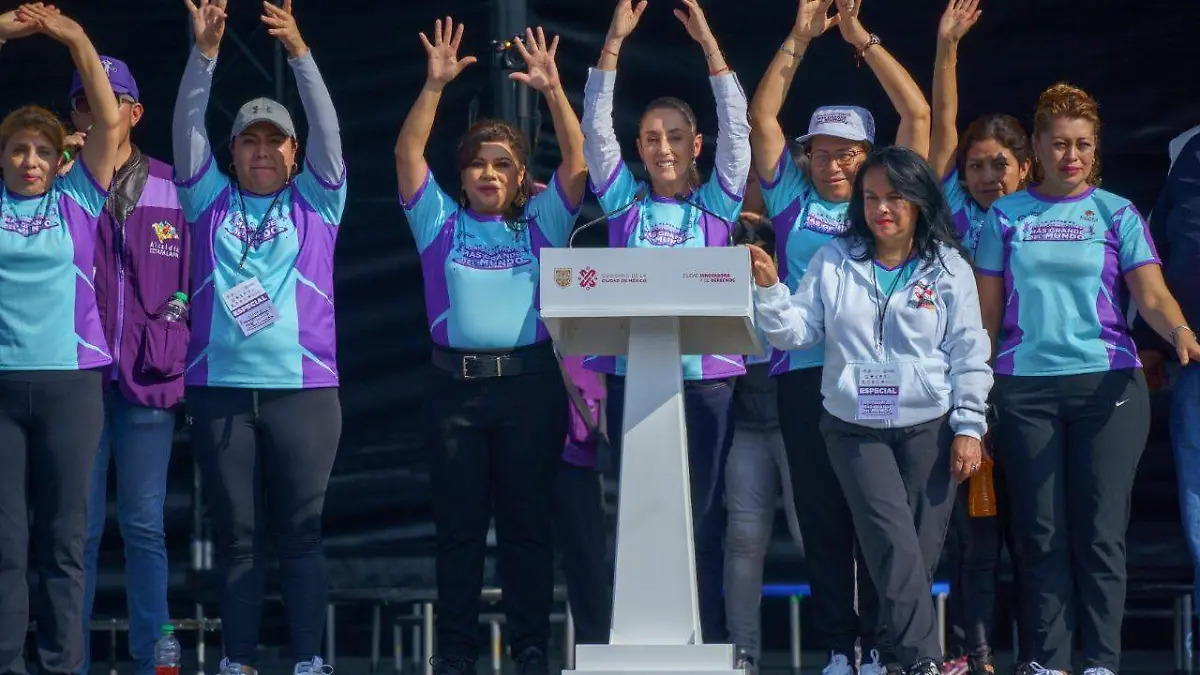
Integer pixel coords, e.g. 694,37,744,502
233,184,287,272
871,261,910,354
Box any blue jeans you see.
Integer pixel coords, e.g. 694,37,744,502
1174,364,1200,615
81,391,176,675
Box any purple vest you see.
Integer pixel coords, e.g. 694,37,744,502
93,154,190,409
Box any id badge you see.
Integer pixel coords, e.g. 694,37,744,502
856,364,900,421
222,277,278,337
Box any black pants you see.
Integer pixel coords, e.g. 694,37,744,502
188,386,342,664
0,370,103,675
427,361,567,659
554,462,612,645
605,375,734,644
777,367,880,659
821,413,957,668
992,370,1149,672
944,480,1001,660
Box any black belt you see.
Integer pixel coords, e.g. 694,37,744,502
431,342,558,380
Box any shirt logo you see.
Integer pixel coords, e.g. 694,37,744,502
909,280,936,310
1,214,57,237
455,244,531,270
555,267,572,288
226,212,288,249
579,267,598,289
804,211,848,235
639,223,694,247
1021,220,1093,242
152,221,179,243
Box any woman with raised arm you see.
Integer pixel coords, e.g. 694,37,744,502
747,0,930,671
580,0,751,644
394,17,586,675
929,0,1030,257
974,84,1200,675
927,3,1026,673
0,5,120,674
172,1,347,673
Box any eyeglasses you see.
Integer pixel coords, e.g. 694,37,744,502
808,148,865,167
70,94,136,115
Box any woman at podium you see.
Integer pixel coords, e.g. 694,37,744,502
750,146,993,675
394,17,587,675
746,0,931,670
579,0,751,643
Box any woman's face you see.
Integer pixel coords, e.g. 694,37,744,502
962,138,1030,209
2,128,59,197
460,141,524,214
808,135,868,203
231,122,298,195
861,165,917,250
637,107,701,194
1034,116,1097,195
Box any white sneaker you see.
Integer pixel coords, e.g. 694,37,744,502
218,658,257,675
1017,663,1067,675
294,657,334,675
859,649,886,675
1082,669,1115,675
823,653,855,675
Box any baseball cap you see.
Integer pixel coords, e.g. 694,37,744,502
230,97,296,140
794,105,875,146
69,55,139,101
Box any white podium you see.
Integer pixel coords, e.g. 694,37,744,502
540,247,762,675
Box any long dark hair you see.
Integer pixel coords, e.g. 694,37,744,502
842,146,968,266
641,97,702,192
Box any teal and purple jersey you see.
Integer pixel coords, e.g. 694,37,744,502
172,46,346,390
579,67,752,381
942,169,987,258
974,186,1160,376
404,170,580,350
176,156,346,388
0,161,111,370
759,148,850,376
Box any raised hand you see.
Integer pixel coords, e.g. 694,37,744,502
183,0,227,58
833,0,870,47
792,0,839,41
748,244,779,287
420,18,477,88
606,0,647,42
938,0,980,43
0,3,54,41
673,0,716,48
261,0,307,58
509,27,561,94
16,3,82,45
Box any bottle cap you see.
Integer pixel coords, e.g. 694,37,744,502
172,292,188,303
161,624,175,634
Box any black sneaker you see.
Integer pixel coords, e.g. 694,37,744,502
908,659,942,675
734,649,757,675
430,656,476,675
514,646,550,675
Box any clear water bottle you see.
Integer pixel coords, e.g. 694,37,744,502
154,624,181,675
161,291,188,323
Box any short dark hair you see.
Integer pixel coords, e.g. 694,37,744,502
842,146,967,266
956,113,1032,187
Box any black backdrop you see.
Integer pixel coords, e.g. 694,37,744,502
5,0,1200,645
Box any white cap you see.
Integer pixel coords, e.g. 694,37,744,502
795,105,876,146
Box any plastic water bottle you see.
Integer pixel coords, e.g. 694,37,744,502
161,292,189,323
154,624,181,675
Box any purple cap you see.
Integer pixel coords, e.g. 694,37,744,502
69,56,139,102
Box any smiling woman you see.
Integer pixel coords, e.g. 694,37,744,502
393,15,587,675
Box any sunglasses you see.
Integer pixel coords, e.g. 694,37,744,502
70,94,137,115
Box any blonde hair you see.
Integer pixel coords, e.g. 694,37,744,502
0,105,67,156
1032,83,1101,185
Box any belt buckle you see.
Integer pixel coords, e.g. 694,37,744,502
461,355,503,379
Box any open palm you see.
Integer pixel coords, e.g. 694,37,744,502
184,0,227,56
673,0,717,46
0,4,52,41
420,17,477,86
510,27,561,93
793,0,839,40
939,0,981,42
16,3,82,44
607,0,647,41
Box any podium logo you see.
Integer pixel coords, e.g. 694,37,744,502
684,271,735,283
579,267,598,289
554,268,572,288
